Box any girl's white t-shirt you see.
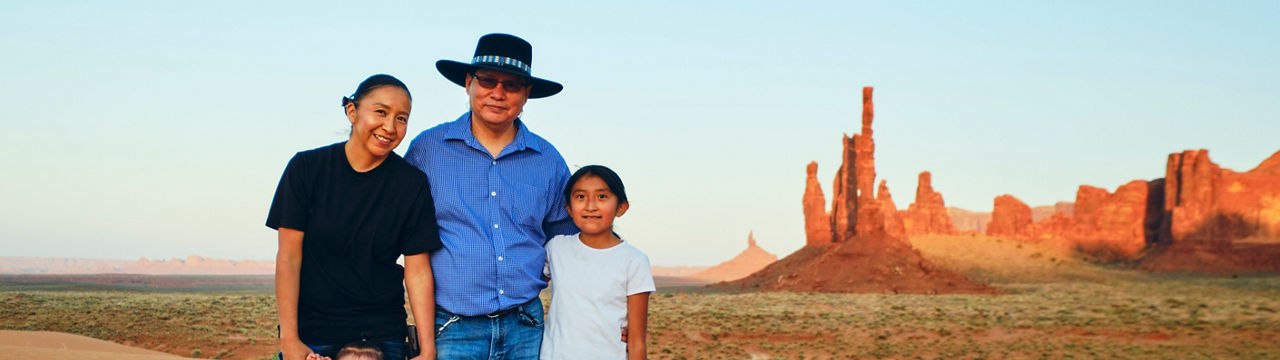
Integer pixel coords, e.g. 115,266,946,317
540,233,656,359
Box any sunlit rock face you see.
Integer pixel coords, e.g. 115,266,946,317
904,171,958,236
803,162,833,247
987,194,1033,239
1163,149,1280,247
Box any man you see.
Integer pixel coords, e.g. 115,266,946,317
404,33,575,359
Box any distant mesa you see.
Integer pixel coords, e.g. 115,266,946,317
947,207,992,234
649,266,709,278
720,87,994,294
0,255,274,275
687,231,778,282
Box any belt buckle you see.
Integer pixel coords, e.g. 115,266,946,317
486,312,501,319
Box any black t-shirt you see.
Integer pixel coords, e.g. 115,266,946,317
266,142,441,344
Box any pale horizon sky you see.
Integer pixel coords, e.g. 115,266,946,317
2,1,1277,266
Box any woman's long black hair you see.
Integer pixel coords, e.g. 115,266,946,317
342,74,411,107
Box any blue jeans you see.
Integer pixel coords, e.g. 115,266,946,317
277,340,405,360
434,299,544,360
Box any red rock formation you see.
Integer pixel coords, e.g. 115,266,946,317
987,195,1033,239
1162,149,1224,246
729,86,991,293
1030,211,1073,241
828,88,886,241
904,172,959,236
851,88,885,237
803,162,833,247
1162,149,1280,246
690,232,778,282
830,135,854,242
720,233,994,294
878,180,907,239
1068,181,1150,260
1141,149,1280,273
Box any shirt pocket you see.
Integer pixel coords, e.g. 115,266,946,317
504,183,547,238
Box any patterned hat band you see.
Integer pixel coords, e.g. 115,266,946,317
472,55,530,74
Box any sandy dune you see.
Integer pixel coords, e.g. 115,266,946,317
0,330,185,359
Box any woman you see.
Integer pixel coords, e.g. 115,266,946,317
266,74,439,360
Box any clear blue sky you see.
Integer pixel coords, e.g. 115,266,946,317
2,1,1277,266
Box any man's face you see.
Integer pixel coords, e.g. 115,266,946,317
466,69,531,128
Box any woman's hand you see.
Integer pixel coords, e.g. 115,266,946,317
409,345,436,360
304,352,331,360
281,337,313,360
276,228,308,360
405,253,436,360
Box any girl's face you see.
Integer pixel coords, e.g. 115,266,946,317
346,86,411,160
566,175,629,237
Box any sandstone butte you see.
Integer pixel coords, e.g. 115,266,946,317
982,149,1280,271
950,202,1072,234
903,171,959,236
721,87,994,294
688,232,778,282
987,194,1033,239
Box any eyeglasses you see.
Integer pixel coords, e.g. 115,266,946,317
471,73,529,91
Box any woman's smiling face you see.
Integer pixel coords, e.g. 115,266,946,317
346,86,411,160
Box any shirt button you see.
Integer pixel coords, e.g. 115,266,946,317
498,256,504,261
498,289,505,295
492,161,497,165
493,224,499,229
490,191,497,197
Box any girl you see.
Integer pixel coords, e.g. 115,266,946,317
540,165,655,359
267,74,440,360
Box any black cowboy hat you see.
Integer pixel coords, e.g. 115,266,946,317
436,33,563,99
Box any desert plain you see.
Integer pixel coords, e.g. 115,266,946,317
3,233,1279,359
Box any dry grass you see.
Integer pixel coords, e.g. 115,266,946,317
647,277,1280,359
0,287,278,359
3,235,1279,359
644,235,1280,359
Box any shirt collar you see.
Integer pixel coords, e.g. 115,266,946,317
443,112,542,156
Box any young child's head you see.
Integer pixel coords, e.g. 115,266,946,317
564,165,629,238
333,340,383,360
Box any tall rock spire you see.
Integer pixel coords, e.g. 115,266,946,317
803,162,833,247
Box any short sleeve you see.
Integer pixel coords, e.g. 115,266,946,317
400,179,443,256
542,163,578,241
265,153,311,231
542,236,560,279
626,251,656,296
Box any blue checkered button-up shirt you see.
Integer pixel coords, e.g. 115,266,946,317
404,113,577,316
